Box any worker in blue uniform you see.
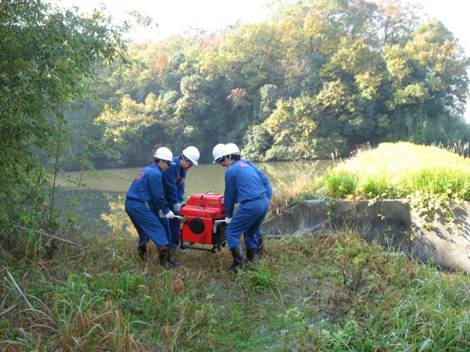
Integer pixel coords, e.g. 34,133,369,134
125,147,177,268
212,143,272,271
163,146,200,251
225,143,272,258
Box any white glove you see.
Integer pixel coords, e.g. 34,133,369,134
173,203,182,212
164,210,175,219
224,217,232,224
158,210,164,218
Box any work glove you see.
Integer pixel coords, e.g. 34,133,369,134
164,210,175,219
173,203,182,212
224,217,232,224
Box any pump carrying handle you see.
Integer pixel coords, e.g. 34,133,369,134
157,210,183,220
213,218,229,234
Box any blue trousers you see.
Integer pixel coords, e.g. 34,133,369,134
158,217,171,244
168,218,181,248
246,228,263,248
148,205,180,249
125,199,169,247
226,197,269,250
158,218,180,248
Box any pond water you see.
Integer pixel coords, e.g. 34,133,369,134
56,160,334,234
60,160,334,196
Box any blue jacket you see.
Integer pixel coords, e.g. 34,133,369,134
164,156,187,205
224,159,272,217
243,159,272,201
127,164,170,213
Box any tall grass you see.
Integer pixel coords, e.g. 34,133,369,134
435,139,470,158
319,142,470,200
267,160,327,217
2,232,470,350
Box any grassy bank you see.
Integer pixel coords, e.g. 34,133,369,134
315,142,470,200
2,233,470,351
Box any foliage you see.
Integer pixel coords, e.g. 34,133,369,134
0,1,125,241
2,0,469,348
325,171,357,198
60,0,469,168
260,96,318,160
2,233,470,350
100,194,137,236
318,142,470,200
94,95,163,164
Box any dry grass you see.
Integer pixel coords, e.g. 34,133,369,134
2,231,470,351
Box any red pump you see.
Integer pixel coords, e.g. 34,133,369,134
179,193,227,252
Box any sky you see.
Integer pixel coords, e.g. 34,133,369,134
54,0,470,121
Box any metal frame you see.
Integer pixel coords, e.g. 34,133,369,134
179,218,227,253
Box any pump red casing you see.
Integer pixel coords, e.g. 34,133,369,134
179,193,225,245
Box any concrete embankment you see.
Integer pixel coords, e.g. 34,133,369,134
264,200,470,273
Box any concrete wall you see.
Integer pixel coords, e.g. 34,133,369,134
263,200,470,273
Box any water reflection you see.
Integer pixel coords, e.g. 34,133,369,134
57,160,334,235
61,161,334,195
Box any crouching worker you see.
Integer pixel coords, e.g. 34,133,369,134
164,146,200,252
212,143,272,272
125,147,177,268
225,143,272,259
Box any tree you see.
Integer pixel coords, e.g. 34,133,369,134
245,96,318,161
94,95,161,165
0,0,125,231
383,20,470,142
61,0,469,168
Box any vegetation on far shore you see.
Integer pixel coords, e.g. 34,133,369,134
38,0,470,170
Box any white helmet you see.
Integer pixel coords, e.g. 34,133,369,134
154,146,173,161
225,143,240,155
212,143,228,163
182,146,200,166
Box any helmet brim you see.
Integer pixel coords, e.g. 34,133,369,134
154,157,176,165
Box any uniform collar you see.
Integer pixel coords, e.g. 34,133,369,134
227,159,240,169
174,156,184,171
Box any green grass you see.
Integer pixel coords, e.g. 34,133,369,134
318,142,470,200
2,233,470,351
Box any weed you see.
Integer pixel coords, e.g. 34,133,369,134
2,234,470,350
239,262,277,292
325,171,357,198
314,142,470,202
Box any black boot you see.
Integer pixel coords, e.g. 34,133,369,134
138,244,147,261
167,248,180,266
227,247,245,272
257,238,265,258
158,247,176,269
246,248,259,263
